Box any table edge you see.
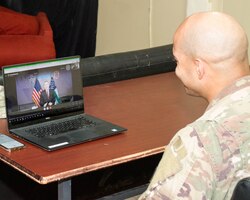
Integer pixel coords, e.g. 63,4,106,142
1,146,165,184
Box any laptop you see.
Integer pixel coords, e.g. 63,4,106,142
2,56,127,151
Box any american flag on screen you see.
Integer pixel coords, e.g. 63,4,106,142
32,78,42,107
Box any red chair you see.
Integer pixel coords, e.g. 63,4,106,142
0,6,56,68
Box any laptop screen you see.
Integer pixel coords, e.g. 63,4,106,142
3,56,83,128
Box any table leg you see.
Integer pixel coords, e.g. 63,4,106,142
58,179,72,200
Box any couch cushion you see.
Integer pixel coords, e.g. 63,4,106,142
0,6,39,35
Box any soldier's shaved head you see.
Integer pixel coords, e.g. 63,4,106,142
173,12,250,102
175,12,248,64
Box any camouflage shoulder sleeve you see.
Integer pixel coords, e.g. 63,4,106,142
139,125,215,200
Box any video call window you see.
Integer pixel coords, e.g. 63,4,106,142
4,61,83,123
16,68,73,111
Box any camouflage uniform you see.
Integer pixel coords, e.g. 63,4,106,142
139,76,250,200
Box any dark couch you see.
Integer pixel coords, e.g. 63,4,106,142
80,44,175,86
231,177,250,200
0,44,176,86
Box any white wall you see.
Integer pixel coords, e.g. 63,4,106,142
150,0,186,48
96,0,250,58
223,1,250,59
95,0,186,56
96,0,150,55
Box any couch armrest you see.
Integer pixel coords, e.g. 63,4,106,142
36,12,53,37
81,44,175,86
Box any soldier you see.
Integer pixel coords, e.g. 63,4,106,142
139,12,250,199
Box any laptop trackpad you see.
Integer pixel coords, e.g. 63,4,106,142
48,130,100,148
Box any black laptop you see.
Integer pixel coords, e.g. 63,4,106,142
2,56,126,151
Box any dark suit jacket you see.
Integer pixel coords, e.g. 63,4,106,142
40,89,55,107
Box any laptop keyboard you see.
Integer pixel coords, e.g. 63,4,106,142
25,116,96,138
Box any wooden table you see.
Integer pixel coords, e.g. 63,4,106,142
0,72,207,199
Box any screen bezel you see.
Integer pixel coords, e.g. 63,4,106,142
3,56,84,129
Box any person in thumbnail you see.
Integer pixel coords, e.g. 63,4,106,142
40,80,56,108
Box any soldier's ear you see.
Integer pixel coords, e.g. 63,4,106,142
195,59,205,80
